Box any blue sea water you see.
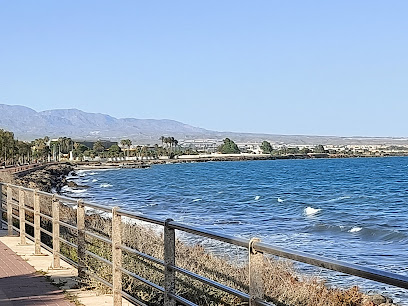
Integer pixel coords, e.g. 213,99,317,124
65,157,408,303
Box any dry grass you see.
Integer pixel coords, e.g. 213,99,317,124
1,185,381,306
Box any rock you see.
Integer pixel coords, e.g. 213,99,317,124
368,294,393,304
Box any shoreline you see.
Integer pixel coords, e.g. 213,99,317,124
73,153,407,171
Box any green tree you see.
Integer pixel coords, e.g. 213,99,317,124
108,144,122,157
218,138,240,154
260,141,273,154
313,144,326,153
120,139,132,157
93,141,105,154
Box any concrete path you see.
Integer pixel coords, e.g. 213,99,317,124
0,240,74,306
0,228,135,306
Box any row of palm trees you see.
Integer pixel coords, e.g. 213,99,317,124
159,136,179,151
0,128,187,165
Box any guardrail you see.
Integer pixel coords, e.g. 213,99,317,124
0,182,407,306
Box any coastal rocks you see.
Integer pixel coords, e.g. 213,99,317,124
14,164,74,192
362,294,395,306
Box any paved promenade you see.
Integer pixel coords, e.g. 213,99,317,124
0,240,74,306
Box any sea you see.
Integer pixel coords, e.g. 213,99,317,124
63,157,408,304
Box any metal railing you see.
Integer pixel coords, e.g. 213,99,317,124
0,182,407,306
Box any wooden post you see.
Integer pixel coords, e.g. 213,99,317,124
164,218,176,306
19,188,26,245
77,199,86,281
34,191,42,255
7,186,13,236
249,238,264,306
52,195,61,268
112,207,122,305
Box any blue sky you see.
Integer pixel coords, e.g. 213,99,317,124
1,1,407,137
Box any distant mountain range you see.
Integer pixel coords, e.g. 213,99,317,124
1,103,408,145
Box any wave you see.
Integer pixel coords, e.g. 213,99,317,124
349,227,362,233
92,179,98,182
304,207,321,216
100,183,113,188
192,198,202,202
254,195,260,200
61,186,88,193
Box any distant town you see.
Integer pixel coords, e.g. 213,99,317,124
1,128,408,167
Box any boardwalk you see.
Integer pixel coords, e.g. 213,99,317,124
0,240,74,306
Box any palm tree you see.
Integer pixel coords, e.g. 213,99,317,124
120,139,132,157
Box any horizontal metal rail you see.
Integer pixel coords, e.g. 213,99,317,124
59,220,78,231
254,242,408,290
39,212,53,221
170,264,250,301
60,237,78,249
121,291,148,306
117,209,165,226
85,250,112,266
168,293,198,306
169,220,249,248
119,267,164,292
25,220,35,227
121,244,165,266
85,230,112,245
40,227,53,237
24,206,35,214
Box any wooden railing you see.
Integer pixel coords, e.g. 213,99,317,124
1,182,407,306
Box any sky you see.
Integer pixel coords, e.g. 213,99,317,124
1,1,407,137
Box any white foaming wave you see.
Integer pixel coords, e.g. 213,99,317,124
71,189,88,193
349,227,362,233
277,198,284,203
61,186,87,193
100,183,113,188
92,179,98,182
304,207,321,216
192,198,202,202
89,172,97,175
254,196,260,200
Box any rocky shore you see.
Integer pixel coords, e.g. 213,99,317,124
13,163,74,192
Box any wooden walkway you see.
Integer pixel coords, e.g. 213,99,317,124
0,240,74,306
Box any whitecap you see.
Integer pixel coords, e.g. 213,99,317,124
254,196,260,200
349,227,362,233
70,189,87,193
277,198,284,203
92,179,98,182
192,198,202,202
89,172,97,175
100,183,113,188
304,207,321,216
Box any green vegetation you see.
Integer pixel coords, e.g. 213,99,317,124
260,140,273,154
218,138,240,154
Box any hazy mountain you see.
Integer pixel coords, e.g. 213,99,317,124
0,104,211,142
1,103,408,145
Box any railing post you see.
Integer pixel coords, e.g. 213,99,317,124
164,218,176,306
249,238,264,306
34,191,42,255
77,199,86,281
19,187,26,245
7,186,13,236
52,195,61,268
112,207,122,306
